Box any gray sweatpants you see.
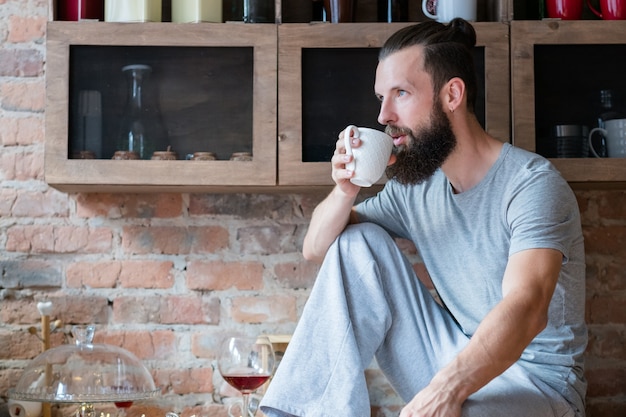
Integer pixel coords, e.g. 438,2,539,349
260,223,577,417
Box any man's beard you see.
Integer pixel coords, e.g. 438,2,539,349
385,102,457,185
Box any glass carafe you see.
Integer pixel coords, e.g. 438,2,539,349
117,64,168,159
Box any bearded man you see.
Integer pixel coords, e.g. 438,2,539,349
260,18,587,417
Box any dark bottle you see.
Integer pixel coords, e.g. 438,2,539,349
378,0,408,22
231,0,275,23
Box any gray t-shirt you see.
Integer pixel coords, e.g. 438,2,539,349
354,143,586,410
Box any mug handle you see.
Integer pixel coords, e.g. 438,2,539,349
586,0,602,18
422,0,437,19
343,125,358,171
588,127,606,158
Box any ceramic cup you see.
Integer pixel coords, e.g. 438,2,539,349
586,0,626,20
588,118,626,157
343,125,394,187
545,0,584,20
422,0,476,22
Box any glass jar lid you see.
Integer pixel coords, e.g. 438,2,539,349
8,326,159,403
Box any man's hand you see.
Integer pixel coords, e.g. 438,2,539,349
400,379,463,417
332,130,363,197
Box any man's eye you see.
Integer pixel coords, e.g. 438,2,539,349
398,90,406,97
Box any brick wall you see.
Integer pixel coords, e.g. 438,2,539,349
0,2,624,417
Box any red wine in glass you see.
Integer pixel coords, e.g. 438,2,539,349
222,374,271,393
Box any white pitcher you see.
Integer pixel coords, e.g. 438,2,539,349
422,0,476,23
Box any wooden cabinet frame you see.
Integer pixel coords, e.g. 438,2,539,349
277,22,511,186
511,20,626,184
45,22,277,192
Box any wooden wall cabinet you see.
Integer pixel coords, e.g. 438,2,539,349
278,22,510,185
511,20,626,184
45,22,277,192
45,20,510,191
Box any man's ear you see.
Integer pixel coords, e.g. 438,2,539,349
443,77,465,113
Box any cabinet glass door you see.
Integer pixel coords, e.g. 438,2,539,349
278,22,510,186
511,20,626,183
46,22,277,192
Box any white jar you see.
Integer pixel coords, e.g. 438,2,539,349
172,0,222,23
105,0,162,22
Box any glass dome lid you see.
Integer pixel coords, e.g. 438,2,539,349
8,326,160,404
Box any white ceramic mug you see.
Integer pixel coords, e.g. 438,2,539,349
588,118,626,158
422,0,477,23
343,125,393,187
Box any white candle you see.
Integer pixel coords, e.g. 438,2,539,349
105,0,162,22
172,0,222,23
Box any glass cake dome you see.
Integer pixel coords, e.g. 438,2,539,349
8,326,160,404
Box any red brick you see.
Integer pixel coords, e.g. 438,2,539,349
8,16,46,43
113,296,161,324
586,401,626,417
190,330,241,359
274,260,318,289
0,368,22,397
587,295,626,324
0,150,44,181
584,226,626,257
49,295,109,324
153,368,214,394
187,260,264,291
0,188,17,215
66,261,121,288
237,225,301,255
122,226,228,255
0,49,43,77
188,193,295,218
1,259,62,288
586,367,626,397
0,298,41,324
75,193,184,218
0,329,42,359
160,296,206,324
7,226,112,254
230,295,297,324
596,190,626,221
586,327,626,360
0,81,45,112
0,116,44,146
119,260,174,289
12,188,70,217
96,330,177,360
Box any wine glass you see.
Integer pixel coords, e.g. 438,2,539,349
218,336,275,417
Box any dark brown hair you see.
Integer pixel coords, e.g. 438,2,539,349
379,18,478,112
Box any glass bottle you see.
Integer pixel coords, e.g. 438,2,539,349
117,64,168,159
230,0,274,23
378,0,408,22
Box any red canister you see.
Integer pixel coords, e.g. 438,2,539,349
57,0,105,21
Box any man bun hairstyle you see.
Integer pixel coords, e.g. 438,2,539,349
379,18,478,113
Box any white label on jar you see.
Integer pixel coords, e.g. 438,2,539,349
172,0,222,23
105,0,162,22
